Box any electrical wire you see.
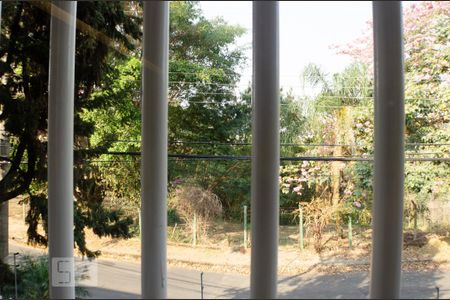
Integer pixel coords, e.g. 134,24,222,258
79,150,450,162
105,140,450,148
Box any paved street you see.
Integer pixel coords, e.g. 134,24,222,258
8,243,450,299
83,259,449,299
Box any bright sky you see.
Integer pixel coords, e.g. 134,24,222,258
199,1,374,96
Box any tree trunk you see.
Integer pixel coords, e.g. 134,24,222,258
0,124,11,259
330,146,343,207
0,201,7,259
331,108,349,207
331,147,345,239
331,108,351,239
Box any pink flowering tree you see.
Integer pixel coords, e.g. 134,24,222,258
281,2,449,231
332,1,450,223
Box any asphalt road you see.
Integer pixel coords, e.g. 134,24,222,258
8,243,450,299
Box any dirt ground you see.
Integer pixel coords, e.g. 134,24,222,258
7,198,450,275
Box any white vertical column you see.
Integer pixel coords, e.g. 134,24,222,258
48,1,77,299
251,2,279,299
141,1,169,299
370,2,405,299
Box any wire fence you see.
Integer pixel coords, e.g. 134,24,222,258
100,201,450,251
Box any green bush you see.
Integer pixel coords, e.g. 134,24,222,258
168,208,181,226
0,259,15,297
0,255,87,299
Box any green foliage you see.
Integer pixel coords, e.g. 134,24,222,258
281,3,449,233
280,62,374,224
404,2,449,147
280,91,308,153
0,258,15,296
83,1,251,221
15,256,49,299
0,256,87,299
2,1,448,255
402,2,449,214
0,1,141,256
280,161,329,208
335,196,371,226
168,208,181,226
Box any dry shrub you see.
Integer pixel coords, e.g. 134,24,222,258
170,185,222,239
301,198,335,253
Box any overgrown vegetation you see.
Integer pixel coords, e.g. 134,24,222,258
0,1,448,256
170,184,222,242
0,256,87,299
0,1,140,257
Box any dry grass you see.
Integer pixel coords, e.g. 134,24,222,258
6,198,450,275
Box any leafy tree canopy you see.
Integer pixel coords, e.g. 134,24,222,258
0,1,141,256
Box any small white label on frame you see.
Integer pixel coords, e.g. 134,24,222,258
52,257,75,287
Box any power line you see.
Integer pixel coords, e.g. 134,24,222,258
137,88,444,102
164,97,444,105
169,100,241,105
79,150,450,162
163,100,444,108
105,140,450,148
406,143,450,146
169,81,244,87
167,81,374,89
128,79,444,102
406,152,450,155
169,141,359,147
